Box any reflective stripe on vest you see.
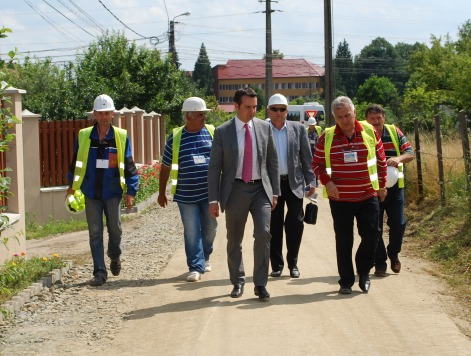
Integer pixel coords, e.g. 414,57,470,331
384,124,404,188
323,121,379,198
72,126,128,191
170,124,215,194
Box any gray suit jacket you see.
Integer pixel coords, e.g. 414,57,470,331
284,121,316,199
208,117,280,212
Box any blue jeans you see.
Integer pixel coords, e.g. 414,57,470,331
375,186,406,269
177,199,217,273
85,196,122,279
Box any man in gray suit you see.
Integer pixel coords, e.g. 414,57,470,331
208,88,280,301
267,94,316,279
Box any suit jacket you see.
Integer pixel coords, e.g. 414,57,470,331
284,121,316,199
208,117,280,212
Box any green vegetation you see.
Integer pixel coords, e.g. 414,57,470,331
0,253,65,306
404,132,471,313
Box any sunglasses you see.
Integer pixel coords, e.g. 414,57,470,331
269,107,286,112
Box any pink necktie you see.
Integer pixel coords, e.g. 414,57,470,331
242,123,253,183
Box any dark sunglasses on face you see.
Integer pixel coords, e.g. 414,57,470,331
269,107,286,112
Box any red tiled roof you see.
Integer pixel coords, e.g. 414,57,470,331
215,59,325,80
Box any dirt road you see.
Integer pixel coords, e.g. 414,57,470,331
2,194,471,355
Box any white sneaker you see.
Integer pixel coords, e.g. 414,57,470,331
205,260,212,272
186,271,201,282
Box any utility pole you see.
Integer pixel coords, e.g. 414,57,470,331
264,0,273,103
324,0,334,127
168,20,178,67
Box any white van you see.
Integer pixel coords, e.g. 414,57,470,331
287,102,325,126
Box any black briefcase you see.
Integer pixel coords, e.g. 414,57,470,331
304,202,318,225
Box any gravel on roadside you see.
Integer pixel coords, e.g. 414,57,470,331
0,202,183,354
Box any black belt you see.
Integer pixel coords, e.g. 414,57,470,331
235,178,262,184
280,175,288,180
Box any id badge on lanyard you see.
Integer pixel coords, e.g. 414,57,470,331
344,151,358,163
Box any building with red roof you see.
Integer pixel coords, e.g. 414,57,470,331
212,59,325,109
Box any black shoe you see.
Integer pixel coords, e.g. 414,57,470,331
89,275,106,287
359,274,371,293
270,270,282,277
254,286,270,300
339,286,352,294
289,267,300,278
230,284,244,298
110,259,121,276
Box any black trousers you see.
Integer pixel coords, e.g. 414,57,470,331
270,178,304,271
329,197,380,288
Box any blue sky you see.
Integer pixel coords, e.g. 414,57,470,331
1,0,470,71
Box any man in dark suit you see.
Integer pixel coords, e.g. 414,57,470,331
208,88,280,301
266,94,316,279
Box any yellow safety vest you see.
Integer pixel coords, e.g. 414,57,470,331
170,124,215,194
323,121,379,198
384,124,404,188
72,125,128,191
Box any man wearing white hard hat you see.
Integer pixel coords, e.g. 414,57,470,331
306,117,322,156
365,104,414,277
158,97,217,282
67,94,139,286
266,93,316,279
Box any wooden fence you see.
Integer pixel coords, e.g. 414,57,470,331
37,112,152,188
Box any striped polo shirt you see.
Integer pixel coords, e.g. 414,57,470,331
380,126,414,159
312,120,387,202
162,127,213,203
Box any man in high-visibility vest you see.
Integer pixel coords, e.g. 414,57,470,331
67,94,139,287
158,97,217,283
312,96,387,295
365,104,414,277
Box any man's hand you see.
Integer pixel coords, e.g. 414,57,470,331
125,194,134,209
65,187,74,200
377,188,387,202
271,196,278,211
157,193,167,208
325,181,339,199
387,157,401,167
306,186,316,197
209,202,219,218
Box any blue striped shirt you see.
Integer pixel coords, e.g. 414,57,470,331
162,127,213,203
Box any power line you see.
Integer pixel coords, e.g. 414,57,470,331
24,0,84,47
97,0,148,39
42,0,97,38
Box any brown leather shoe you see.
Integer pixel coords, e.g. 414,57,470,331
374,268,387,277
391,258,401,273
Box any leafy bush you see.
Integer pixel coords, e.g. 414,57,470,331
0,252,65,305
121,161,161,208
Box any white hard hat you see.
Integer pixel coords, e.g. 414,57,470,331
182,97,211,112
93,94,115,112
267,93,288,108
386,166,399,188
307,117,317,126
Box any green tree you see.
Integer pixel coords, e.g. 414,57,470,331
192,43,214,96
72,31,201,128
356,75,399,111
4,58,76,120
334,39,356,97
355,37,398,89
263,50,284,59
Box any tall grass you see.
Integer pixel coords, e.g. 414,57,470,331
403,130,471,310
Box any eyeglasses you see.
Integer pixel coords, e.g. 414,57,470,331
269,107,286,112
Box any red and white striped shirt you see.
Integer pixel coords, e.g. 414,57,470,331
312,119,387,202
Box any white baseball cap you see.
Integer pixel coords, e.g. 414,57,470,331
93,94,115,112
182,97,211,112
267,93,288,108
